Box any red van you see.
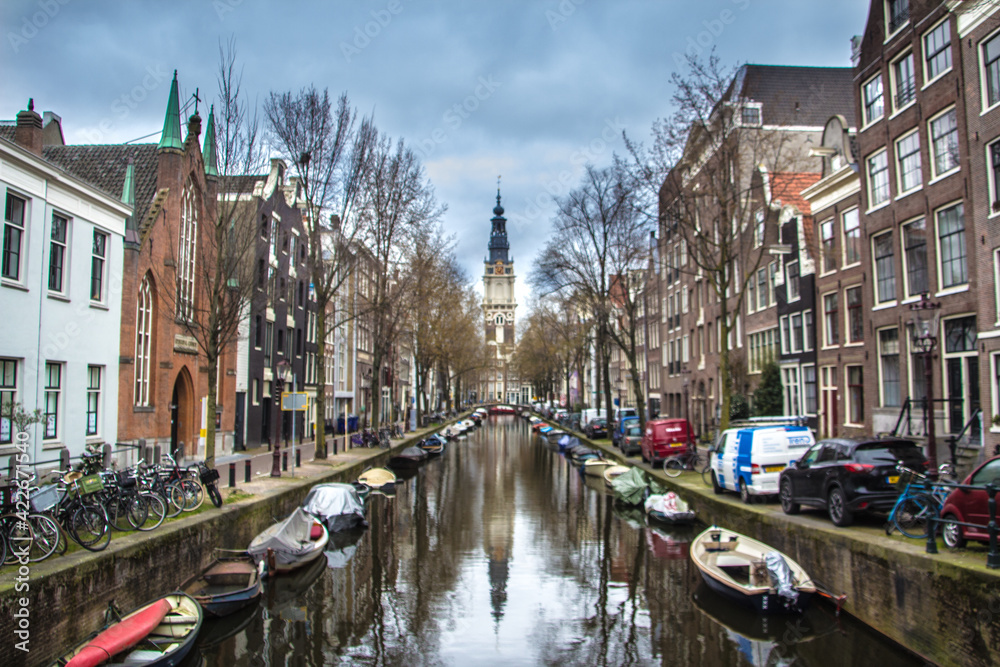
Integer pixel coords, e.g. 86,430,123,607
640,418,694,465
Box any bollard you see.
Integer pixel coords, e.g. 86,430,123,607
59,447,70,472
102,443,112,469
333,436,338,456
282,451,288,471
987,484,1000,570
153,444,162,465
296,448,301,467
244,459,251,483
228,462,236,488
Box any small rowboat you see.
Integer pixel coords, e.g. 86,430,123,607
358,467,396,491
61,593,202,667
603,464,631,489
181,552,261,617
248,508,329,577
389,446,429,469
690,526,816,614
582,458,615,477
645,492,697,525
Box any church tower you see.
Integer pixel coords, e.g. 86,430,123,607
482,189,517,403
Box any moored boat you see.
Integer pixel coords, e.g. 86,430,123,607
603,464,631,489
59,593,202,667
181,553,261,617
358,467,396,491
301,483,368,533
582,458,615,477
690,526,816,614
418,435,446,456
247,508,329,576
644,492,697,525
389,446,430,468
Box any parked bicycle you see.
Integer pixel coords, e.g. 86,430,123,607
662,446,712,483
886,464,950,539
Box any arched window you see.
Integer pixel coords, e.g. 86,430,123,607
176,181,197,321
494,314,504,326
135,274,154,405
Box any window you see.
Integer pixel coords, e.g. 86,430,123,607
86,366,101,436
753,209,765,247
780,316,791,355
847,365,864,425
887,0,909,34
823,293,839,346
930,108,959,177
3,193,26,281
985,31,1000,107
863,75,884,125
298,281,304,308
176,182,197,320
902,218,928,297
868,150,890,207
741,105,762,127
893,52,916,109
925,20,952,81
0,359,16,444
748,328,778,373
790,313,804,353
768,262,777,305
783,367,801,416
134,275,153,406
990,141,1000,213
804,310,814,352
879,328,901,407
787,261,800,301
276,329,284,357
803,365,817,414
264,322,273,367
895,131,922,194
873,232,896,304
842,209,860,266
820,219,836,273
91,230,107,302
847,286,864,343
254,315,263,348
252,378,260,406
44,362,61,440
937,202,967,289
49,214,68,292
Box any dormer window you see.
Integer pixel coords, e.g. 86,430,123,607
740,103,762,127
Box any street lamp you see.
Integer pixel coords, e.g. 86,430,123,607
272,359,292,477
910,293,941,480
681,366,692,448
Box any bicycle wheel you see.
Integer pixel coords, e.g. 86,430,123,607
135,493,165,531
663,456,684,477
893,494,933,539
107,494,140,532
206,483,223,509
180,479,205,511
164,483,186,518
69,503,111,551
28,514,60,562
0,514,33,565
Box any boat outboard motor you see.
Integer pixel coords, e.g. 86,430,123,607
764,552,799,605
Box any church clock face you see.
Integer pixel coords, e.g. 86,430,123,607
494,260,504,275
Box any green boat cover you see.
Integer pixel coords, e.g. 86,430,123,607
611,467,649,505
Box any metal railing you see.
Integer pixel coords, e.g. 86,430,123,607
922,479,1000,570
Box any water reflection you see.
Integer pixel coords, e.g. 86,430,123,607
198,418,924,666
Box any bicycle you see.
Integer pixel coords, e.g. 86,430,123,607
378,428,391,449
662,445,711,482
886,464,948,539
191,462,223,508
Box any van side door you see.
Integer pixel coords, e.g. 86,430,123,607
718,430,741,491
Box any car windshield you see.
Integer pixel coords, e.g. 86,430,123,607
626,426,641,436
855,442,923,466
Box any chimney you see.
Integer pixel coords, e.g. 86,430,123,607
15,99,43,156
42,111,64,146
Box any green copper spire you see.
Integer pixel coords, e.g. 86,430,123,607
203,104,218,177
157,70,183,151
121,159,135,206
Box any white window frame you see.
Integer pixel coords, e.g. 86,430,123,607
134,275,153,406
786,260,800,302
841,208,861,268
994,248,1000,327
877,327,902,408
900,216,928,300
822,291,839,349
804,309,814,352
885,0,909,39
176,182,198,321
981,25,1000,113
872,230,897,306
923,18,952,86
935,200,968,292
819,218,836,275
845,364,865,427
862,73,885,127
739,102,763,128
86,365,102,437
891,50,916,113
894,129,923,196
987,139,1000,218
43,361,62,442
866,148,891,210
779,315,790,355
90,229,108,304
845,285,864,345
47,212,70,296
928,106,960,181
2,191,28,285
0,358,18,445
802,364,818,415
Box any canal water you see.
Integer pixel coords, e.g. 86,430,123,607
197,417,927,666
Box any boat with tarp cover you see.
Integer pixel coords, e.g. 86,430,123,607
247,508,329,576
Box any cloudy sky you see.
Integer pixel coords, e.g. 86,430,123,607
1,0,870,306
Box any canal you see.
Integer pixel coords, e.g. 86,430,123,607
198,417,928,666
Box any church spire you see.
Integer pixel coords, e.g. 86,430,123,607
203,104,218,177
488,186,509,263
158,70,183,152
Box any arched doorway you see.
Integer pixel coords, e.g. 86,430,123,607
170,368,194,458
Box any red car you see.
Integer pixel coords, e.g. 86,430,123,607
640,418,694,465
940,456,1000,548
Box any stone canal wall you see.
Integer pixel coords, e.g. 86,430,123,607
0,442,405,667
582,435,1000,667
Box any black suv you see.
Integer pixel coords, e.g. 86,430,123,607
585,418,608,439
779,437,926,526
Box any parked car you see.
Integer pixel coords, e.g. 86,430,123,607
612,416,639,448
640,418,695,465
620,424,644,456
585,418,608,439
940,456,1000,548
778,437,926,526
581,408,610,428
709,424,815,503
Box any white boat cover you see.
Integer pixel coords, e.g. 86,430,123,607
644,492,693,517
248,508,320,567
765,552,799,603
301,484,367,533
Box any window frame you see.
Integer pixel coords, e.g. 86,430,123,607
134,275,153,406
988,139,1000,217
982,26,1000,111
48,213,70,295
0,358,17,444
891,50,916,112
923,18,952,85
43,361,62,441
872,230,897,305
842,208,861,267
877,327,902,408
3,191,28,284
846,364,865,427
86,365,102,437
867,148,891,209
895,129,923,196
820,218,836,275
822,291,840,348
862,73,885,127
786,260,800,302
928,106,960,180
901,216,928,299
935,201,968,291
846,285,864,344
90,229,108,303
885,0,910,38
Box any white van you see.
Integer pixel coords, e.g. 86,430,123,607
581,408,610,427
709,424,815,503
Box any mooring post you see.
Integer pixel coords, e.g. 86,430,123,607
987,484,1000,569
244,459,251,483
228,462,236,488
282,451,287,472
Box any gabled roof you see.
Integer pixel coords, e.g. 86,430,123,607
728,65,855,127
42,143,159,225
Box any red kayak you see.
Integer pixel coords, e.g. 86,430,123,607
61,593,202,667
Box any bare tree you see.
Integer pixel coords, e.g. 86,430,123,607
622,53,802,430
265,87,376,457
532,164,652,429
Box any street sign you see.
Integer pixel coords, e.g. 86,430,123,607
281,392,309,411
